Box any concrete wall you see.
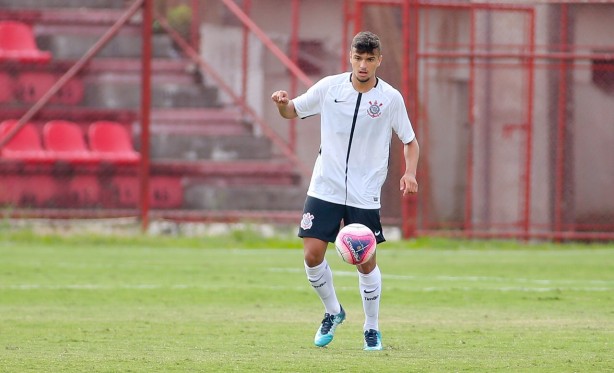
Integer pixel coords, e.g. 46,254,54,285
571,5,614,222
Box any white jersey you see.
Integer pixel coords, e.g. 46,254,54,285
293,72,415,209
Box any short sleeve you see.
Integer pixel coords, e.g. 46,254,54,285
391,92,416,144
292,76,331,119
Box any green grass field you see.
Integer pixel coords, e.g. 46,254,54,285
1,227,613,372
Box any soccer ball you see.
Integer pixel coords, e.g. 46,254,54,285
334,223,377,265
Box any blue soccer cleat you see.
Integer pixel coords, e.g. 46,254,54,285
314,305,346,347
363,329,383,351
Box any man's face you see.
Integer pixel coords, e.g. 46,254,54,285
349,48,382,83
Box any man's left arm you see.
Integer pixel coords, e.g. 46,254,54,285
400,139,419,196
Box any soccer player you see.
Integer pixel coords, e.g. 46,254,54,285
271,31,419,351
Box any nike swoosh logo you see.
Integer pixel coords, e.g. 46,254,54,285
374,231,381,236
334,99,346,103
309,273,325,283
363,287,379,294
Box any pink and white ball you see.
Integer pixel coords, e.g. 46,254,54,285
334,223,377,265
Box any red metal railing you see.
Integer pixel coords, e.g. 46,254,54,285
140,0,152,230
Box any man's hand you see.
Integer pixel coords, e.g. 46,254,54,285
400,172,418,196
271,90,290,105
271,90,297,119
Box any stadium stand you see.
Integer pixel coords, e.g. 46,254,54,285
0,0,304,216
0,20,51,63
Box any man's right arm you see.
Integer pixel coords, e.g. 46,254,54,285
271,90,298,119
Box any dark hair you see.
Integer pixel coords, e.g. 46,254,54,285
351,31,381,54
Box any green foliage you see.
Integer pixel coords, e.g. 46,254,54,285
0,231,612,372
152,2,192,38
167,4,192,39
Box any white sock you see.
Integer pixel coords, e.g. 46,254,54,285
305,259,341,315
359,265,381,331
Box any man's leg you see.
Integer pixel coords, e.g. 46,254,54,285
347,206,385,350
357,256,383,350
304,237,341,315
304,237,345,347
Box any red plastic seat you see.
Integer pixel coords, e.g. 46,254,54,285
0,119,54,162
0,21,52,63
43,120,99,163
88,121,140,164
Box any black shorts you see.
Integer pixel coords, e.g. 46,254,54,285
298,196,386,244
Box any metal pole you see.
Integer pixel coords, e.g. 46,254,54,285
554,4,569,238
342,0,351,72
289,0,300,153
241,0,251,103
522,8,536,239
464,5,476,232
140,0,153,232
402,0,419,238
190,0,200,51
355,0,363,35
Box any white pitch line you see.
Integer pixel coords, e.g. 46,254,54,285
268,267,614,286
1,283,611,292
0,284,308,291
1,268,611,292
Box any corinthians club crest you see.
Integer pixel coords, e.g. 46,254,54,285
367,100,383,118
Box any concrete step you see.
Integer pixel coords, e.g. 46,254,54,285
150,210,300,224
183,184,306,211
146,135,274,161
151,160,300,183
82,81,219,109
37,33,177,59
150,108,252,136
86,58,199,85
0,107,137,124
0,0,128,9
151,162,304,211
0,8,139,27
14,52,213,109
